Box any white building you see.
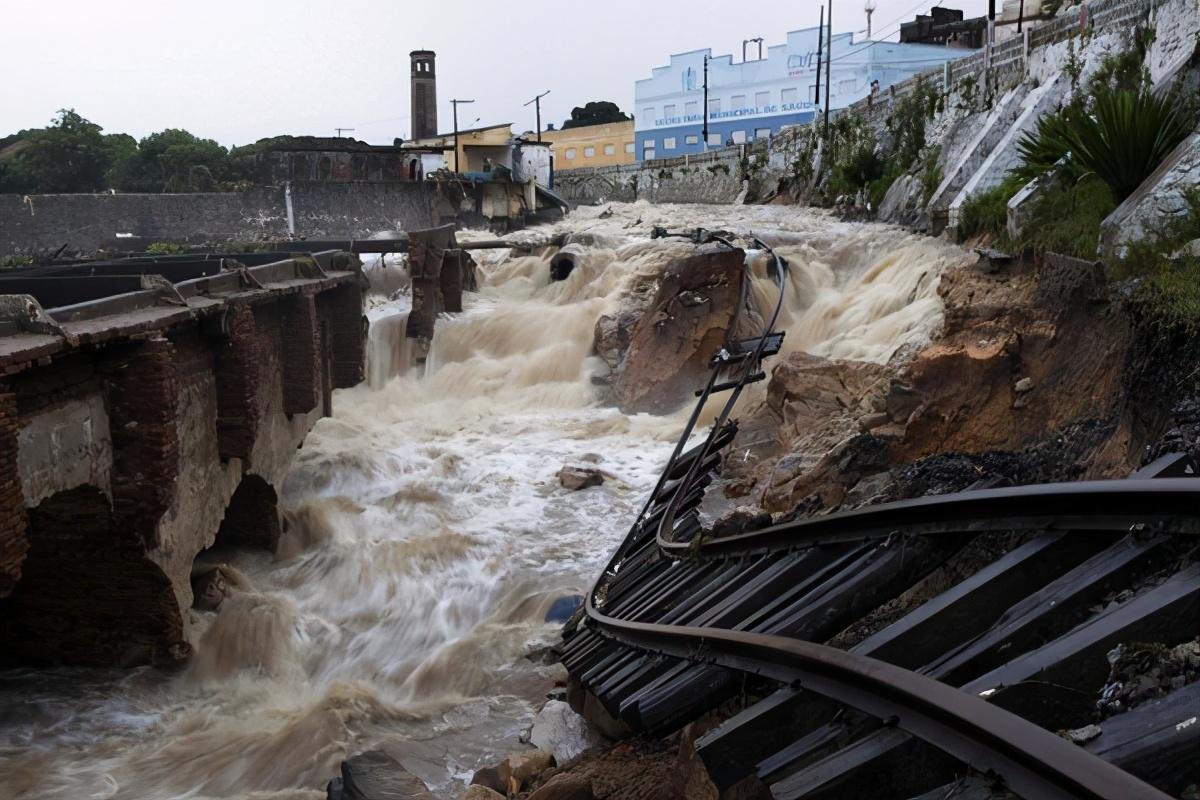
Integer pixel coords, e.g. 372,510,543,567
634,25,975,159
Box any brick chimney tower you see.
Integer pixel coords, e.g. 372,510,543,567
410,50,438,141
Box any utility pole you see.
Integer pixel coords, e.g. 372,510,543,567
702,54,710,150
1017,0,1025,32
815,6,824,105
524,90,550,141
450,98,474,173
335,127,355,138
824,1,832,134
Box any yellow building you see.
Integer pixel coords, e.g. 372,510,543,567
411,123,514,174
541,120,635,169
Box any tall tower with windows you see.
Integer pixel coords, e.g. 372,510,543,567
410,50,438,141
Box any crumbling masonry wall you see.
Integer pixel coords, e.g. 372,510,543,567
0,263,366,666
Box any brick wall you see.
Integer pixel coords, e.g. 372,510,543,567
0,182,435,256
214,305,262,462
0,386,27,598
281,293,321,415
321,283,366,390
101,337,181,549
0,484,187,667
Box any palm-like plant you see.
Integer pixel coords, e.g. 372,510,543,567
1014,111,1076,184
1015,88,1195,202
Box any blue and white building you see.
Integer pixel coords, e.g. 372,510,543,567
634,27,975,160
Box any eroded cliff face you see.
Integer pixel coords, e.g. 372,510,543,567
725,251,1182,517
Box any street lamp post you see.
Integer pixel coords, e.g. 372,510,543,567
702,54,709,150
450,98,475,173
824,1,833,134
524,90,551,141
815,6,824,105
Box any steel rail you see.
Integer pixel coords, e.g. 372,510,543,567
579,613,1175,800
658,478,1200,558
648,239,790,558
575,237,1195,799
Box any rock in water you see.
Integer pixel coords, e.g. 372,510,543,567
472,749,555,795
469,762,511,795
507,749,555,785
338,750,433,800
459,787,504,800
612,244,746,413
529,700,604,762
190,566,231,611
545,595,584,623
558,466,603,491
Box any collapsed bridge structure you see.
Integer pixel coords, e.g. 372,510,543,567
0,249,366,666
560,239,1200,799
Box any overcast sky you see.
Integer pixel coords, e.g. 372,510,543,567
1,0,989,147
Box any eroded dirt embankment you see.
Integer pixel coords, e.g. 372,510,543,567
720,250,1198,516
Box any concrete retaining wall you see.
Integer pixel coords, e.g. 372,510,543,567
1,182,434,256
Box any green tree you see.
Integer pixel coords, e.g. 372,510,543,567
114,129,231,192
561,101,631,130
15,109,111,192
102,132,138,188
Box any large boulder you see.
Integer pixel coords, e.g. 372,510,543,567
611,245,746,413
332,750,433,800
529,700,605,763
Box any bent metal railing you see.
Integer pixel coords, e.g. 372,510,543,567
572,236,1198,800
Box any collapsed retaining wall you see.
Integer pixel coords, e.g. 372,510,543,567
0,182,435,256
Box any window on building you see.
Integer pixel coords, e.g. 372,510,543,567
663,137,677,150
603,143,615,156
781,87,798,105
564,148,577,160
642,106,655,122
755,91,770,109
708,133,722,147
583,146,596,158
755,128,771,140
685,101,698,117
643,143,656,160
625,142,635,154
708,98,721,115
839,79,855,94
685,134,699,145
731,130,747,144
731,94,747,110
663,104,676,119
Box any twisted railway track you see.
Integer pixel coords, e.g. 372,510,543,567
560,237,1200,799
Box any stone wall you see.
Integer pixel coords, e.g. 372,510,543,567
1102,131,1200,250
554,148,749,206
0,182,434,256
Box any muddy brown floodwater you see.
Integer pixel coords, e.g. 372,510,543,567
0,202,972,799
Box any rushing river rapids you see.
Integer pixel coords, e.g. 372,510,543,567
0,202,971,799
